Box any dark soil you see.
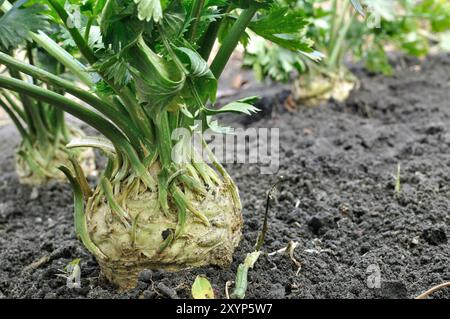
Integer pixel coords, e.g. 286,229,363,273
0,55,449,299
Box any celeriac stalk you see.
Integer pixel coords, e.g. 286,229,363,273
47,0,155,145
211,6,258,78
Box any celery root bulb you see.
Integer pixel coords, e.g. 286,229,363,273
15,128,95,185
86,174,242,290
292,71,358,106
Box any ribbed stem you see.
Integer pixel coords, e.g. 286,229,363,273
0,52,145,153
210,6,258,78
0,75,156,189
187,0,206,41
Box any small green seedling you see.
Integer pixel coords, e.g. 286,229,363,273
228,179,282,299
395,163,401,194
229,251,261,299
57,259,81,289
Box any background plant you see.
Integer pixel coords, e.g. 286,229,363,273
244,0,450,88
0,0,95,184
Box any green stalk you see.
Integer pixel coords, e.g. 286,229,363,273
329,0,339,50
0,97,31,142
101,177,132,228
5,80,34,135
0,52,145,153
18,150,48,179
328,1,352,70
1,89,26,121
68,157,93,199
8,68,49,146
0,0,94,87
39,105,52,133
84,16,94,42
210,6,258,78
198,5,230,60
0,76,124,145
155,112,173,167
48,0,153,146
0,75,155,189
26,44,51,132
26,44,37,85
52,107,66,142
60,165,107,260
31,32,93,86
47,0,154,145
51,62,71,140
0,0,94,86
187,0,205,41
119,89,155,147
47,0,97,65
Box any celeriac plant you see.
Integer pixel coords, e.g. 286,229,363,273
353,0,450,75
244,0,360,104
0,0,310,289
0,0,94,184
244,0,450,104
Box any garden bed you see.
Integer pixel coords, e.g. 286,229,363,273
0,54,449,299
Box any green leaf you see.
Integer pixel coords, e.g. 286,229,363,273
205,0,228,7
94,52,131,87
175,46,217,103
365,44,393,75
204,97,260,115
248,6,313,52
205,117,234,134
192,275,215,299
64,1,83,29
161,0,188,39
128,38,185,116
414,0,450,33
100,0,145,52
232,0,272,9
0,0,50,49
363,0,395,22
400,33,429,57
79,0,108,16
244,34,308,82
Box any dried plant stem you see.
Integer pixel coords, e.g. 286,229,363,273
415,282,450,299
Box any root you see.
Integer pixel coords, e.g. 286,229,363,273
86,170,242,290
63,137,242,290
268,240,301,275
415,282,450,299
22,255,51,273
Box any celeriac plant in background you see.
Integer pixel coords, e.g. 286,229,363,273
244,0,450,105
0,0,311,289
352,0,450,75
0,0,95,184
